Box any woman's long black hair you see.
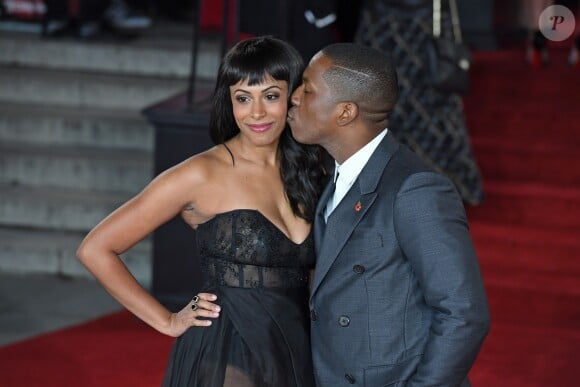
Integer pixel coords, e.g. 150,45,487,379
209,36,326,222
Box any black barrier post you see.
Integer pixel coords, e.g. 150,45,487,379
141,0,238,310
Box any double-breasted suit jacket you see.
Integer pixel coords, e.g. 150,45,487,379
310,132,490,386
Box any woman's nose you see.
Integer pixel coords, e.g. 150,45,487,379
251,101,266,118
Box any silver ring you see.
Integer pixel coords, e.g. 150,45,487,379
191,295,200,311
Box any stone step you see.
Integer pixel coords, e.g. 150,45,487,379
0,66,187,110
0,227,151,286
0,183,132,232
0,23,212,285
0,25,221,79
0,102,153,151
0,141,152,193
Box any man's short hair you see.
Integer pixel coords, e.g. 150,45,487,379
320,43,399,111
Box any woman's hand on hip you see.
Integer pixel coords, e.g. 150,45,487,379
166,293,220,337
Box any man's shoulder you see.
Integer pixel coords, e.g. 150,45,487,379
388,142,435,176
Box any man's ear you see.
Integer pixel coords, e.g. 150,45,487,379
336,102,358,126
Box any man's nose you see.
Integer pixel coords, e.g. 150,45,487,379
290,87,302,106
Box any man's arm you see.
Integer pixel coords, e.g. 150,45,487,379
394,171,490,386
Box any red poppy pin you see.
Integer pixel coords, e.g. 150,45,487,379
355,201,362,212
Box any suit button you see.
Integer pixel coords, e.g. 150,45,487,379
310,310,317,321
353,264,365,274
338,315,350,327
345,373,356,384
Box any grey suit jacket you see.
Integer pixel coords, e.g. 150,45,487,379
310,132,490,386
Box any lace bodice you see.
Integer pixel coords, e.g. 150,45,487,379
196,209,315,289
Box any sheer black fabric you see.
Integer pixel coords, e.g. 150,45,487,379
162,209,316,387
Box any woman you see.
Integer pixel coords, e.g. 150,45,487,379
355,0,485,205
76,36,325,386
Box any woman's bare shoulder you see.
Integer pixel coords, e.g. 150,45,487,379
169,145,236,224
160,145,231,183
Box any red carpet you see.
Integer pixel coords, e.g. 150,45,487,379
465,45,580,387
0,47,578,386
0,311,173,387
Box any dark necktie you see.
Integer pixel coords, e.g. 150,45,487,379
324,171,339,222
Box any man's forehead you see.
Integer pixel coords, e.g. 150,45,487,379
309,53,332,67
305,55,331,79
309,51,326,64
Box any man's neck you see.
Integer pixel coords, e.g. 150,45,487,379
330,128,387,164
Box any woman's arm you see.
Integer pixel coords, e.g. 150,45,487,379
76,159,220,337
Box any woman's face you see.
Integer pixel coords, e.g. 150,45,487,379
230,75,289,146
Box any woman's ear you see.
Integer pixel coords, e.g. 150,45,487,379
336,102,358,126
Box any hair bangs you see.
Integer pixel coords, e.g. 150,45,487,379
224,52,292,87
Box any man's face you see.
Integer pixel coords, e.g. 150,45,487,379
287,54,337,146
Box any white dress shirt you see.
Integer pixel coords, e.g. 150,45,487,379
325,129,388,221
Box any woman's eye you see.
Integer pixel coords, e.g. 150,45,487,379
265,93,280,101
236,95,250,103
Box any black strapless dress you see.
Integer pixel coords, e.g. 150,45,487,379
162,209,316,387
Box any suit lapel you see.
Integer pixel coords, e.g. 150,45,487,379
311,189,378,296
311,132,400,298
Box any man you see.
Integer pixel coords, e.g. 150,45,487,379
287,43,490,386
